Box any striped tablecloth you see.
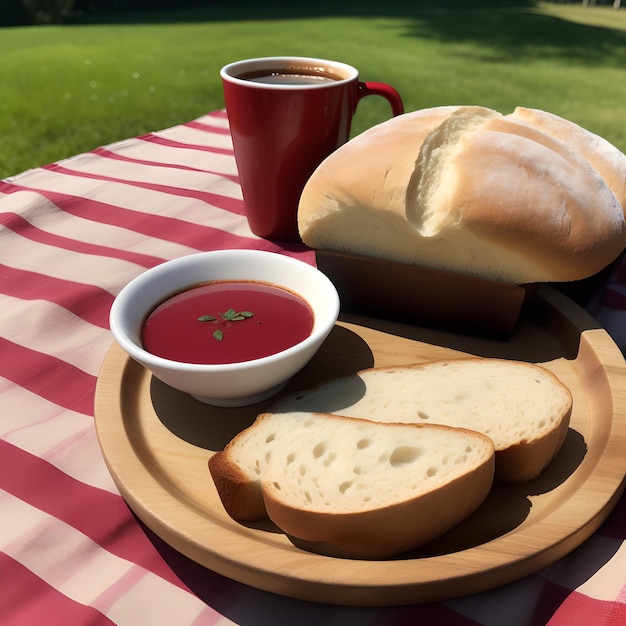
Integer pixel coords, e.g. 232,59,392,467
1,110,625,626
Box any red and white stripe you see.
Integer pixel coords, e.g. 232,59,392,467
1,110,624,625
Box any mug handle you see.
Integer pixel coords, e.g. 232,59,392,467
357,81,404,117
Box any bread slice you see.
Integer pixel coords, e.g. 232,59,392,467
209,411,495,559
271,358,573,483
298,105,626,284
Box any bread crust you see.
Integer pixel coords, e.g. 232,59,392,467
495,416,570,483
209,450,266,521
438,117,624,281
508,106,626,212
298,105,626,284
297,106,461,231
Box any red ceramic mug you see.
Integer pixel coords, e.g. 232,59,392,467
221,56,404,242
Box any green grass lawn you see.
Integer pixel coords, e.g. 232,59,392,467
1,0,625,179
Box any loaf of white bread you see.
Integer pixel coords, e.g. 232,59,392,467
271,358,573,484
209,411,495,559
298,105,626,284
209,358,572,559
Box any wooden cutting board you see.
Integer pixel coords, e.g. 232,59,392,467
94,285,626,606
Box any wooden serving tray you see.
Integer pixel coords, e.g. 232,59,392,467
94,285,626,606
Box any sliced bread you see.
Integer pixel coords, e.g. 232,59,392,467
209,411,495,559
271,358,573,483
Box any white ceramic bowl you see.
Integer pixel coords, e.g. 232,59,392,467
109,249,340,407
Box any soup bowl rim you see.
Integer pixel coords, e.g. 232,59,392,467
109,249,340,375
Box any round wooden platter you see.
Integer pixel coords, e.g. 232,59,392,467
94,286,626,606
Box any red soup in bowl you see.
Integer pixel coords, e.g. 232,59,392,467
142,280,314,365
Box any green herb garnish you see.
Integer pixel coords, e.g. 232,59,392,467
197,315,217,322
221,308,254,321
198,308,255,341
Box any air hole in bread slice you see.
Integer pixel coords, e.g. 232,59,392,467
323,453,337,467
339,481,353,494
389,446,422,468
313,442,328,459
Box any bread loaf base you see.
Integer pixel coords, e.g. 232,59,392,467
316,249,533,338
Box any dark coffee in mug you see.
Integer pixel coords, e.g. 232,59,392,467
236,68,344,85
